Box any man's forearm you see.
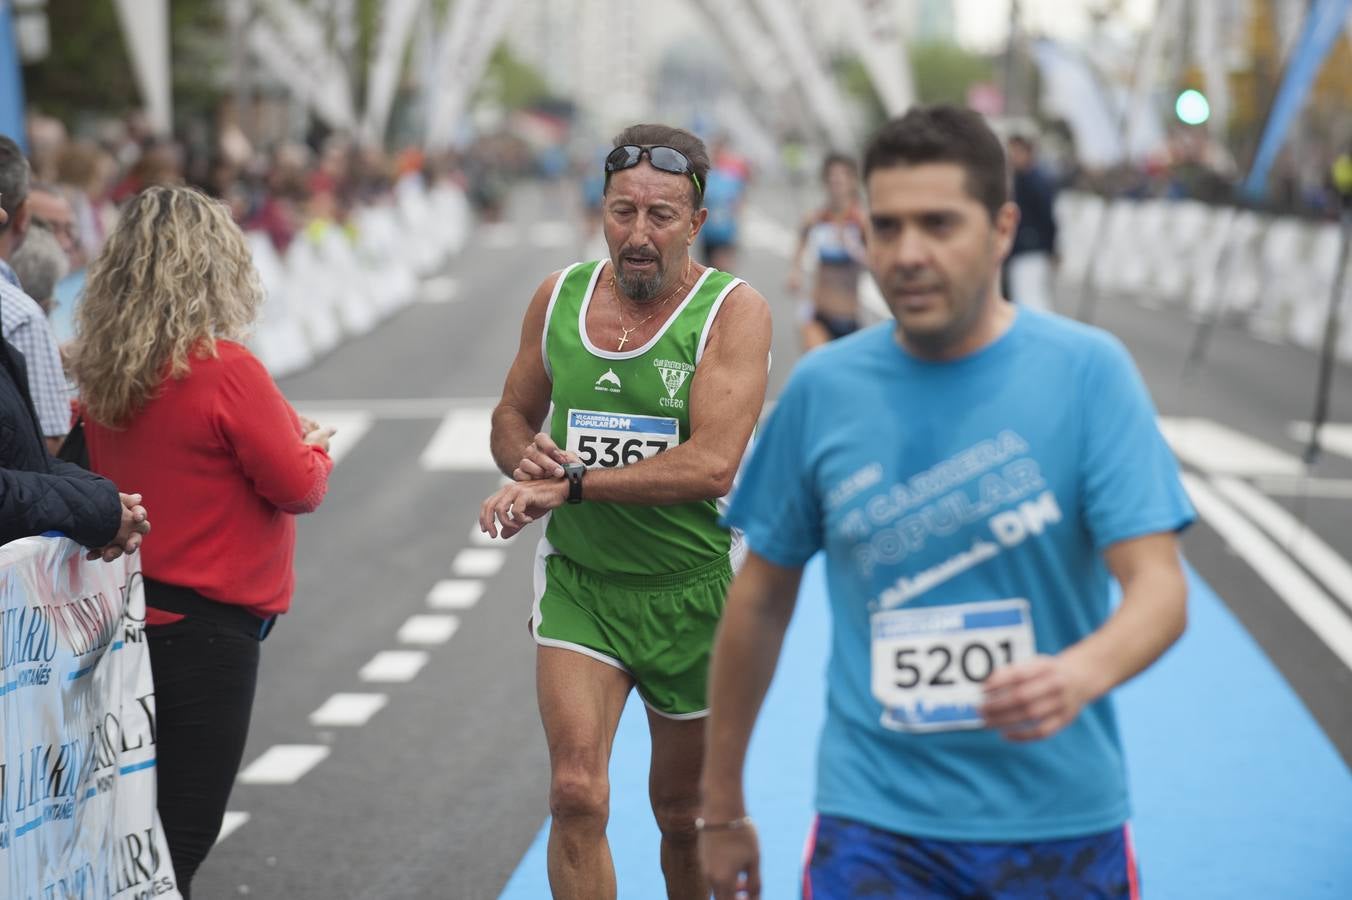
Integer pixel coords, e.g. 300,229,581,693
1061,565,1186,701
490,405,542,478
702,576,797,819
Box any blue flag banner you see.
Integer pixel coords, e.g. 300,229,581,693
0,0,25,151
1243,0,1352,199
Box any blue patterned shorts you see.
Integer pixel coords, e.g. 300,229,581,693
803,814,1140,899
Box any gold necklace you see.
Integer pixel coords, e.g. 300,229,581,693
611,259,691,350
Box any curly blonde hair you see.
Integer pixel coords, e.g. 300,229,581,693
71,185,263,427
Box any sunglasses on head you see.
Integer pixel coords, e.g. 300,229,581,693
604,145,703,196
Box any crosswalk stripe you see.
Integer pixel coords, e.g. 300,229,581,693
1158,417,1305,476
398,614,461,645
427,579,485,610
420,408,497,471
481,223,520,248
359,650,431,683
293,409,374,465
452,548,505,578
216,811,250,844
420,276,460,303
238,745,330,785
1289,422,1352,462
309,693,388,727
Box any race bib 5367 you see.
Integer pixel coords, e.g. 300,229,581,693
565,409,679,469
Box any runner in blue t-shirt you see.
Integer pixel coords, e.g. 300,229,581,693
698,106,1195,900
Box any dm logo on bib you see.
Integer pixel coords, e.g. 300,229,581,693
654,358,693,409
594,368,622,393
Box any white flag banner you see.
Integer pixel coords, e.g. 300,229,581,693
111,0,172,136
838,0,915,116
362,0,424,144
688,0,794,100
253,0,356,129
426,0,518,150
749,0,856,149
0,537,180,899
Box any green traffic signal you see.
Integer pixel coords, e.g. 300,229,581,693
1175,89,1211,125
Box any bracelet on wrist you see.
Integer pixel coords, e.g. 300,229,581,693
694,815,753,833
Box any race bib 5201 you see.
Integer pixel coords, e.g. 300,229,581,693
565,409,679,469
870,598,1035,732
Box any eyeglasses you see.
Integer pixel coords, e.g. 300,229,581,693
604,145,703,196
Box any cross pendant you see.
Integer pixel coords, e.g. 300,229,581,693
617,327,635,350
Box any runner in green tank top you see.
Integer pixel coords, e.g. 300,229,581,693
478,124,772,900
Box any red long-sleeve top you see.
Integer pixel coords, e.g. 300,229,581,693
86,341,332,620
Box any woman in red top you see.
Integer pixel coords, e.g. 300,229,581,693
70,185,334,896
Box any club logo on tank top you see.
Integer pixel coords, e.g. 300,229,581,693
654,359,693,409
594,368,622,393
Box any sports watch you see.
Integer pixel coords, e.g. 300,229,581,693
563,461,586,504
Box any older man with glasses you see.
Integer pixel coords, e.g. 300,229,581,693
478,123,771,900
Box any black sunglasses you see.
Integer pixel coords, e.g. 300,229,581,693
604,145,703,196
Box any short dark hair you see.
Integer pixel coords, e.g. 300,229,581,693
1007,134,1034,154
862,105,1007,220
606,123,709,209
821,152,858,181
0,136,32,235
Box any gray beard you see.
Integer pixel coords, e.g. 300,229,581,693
616,262,665,302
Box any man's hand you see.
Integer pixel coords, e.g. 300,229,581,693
87,493,151,562
980,653,1094,742
700,822,762,900
512,432,575,481
478,478,568,539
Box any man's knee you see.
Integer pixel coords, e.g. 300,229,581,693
550,764,609,827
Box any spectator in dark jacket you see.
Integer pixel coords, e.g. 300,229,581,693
1006,134,1059,312
0,201,148,557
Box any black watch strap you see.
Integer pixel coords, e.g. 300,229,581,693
565,463,585,504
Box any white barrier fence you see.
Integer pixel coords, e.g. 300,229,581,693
247,179,472,379
0,538,180,899
1057,192,1352,361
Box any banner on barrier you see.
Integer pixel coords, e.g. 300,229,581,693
0,537,180,899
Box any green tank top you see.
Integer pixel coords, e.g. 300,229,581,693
543,259,743,576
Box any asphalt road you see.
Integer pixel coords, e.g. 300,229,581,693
193,183,1352,899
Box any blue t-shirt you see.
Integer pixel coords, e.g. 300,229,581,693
724,309,1195,842
701,168,745,244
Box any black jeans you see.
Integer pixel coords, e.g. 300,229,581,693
147,616,260,898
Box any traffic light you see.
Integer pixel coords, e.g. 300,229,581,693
1175,89,1211,126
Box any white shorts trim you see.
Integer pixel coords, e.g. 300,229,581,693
641,697,709,721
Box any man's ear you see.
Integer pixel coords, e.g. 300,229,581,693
688,207,708,246
11,198,31,240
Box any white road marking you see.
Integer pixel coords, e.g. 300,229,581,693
420,408,497,470
294,409,373,464
216,811,250,844
1252,475,1352,499
1289,422,1352,461
1158,417,1305,476
308,693,389,727
743,210,796,257
452,548,505,578
398,614,461,645
420,276,460,303
1212,476,1352,616
359,650,431,683
1182,473,1352,672
480,223,520,249
529,222,574,247
427,579,485,610
237,745,331,785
